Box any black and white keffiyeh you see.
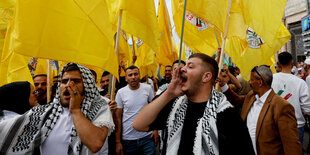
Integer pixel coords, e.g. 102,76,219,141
0,63,114,155
166,88,232,155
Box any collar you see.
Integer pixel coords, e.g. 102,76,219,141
255,89,272,103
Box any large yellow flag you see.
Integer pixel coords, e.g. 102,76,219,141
225,0,290,80
0,20,33,86
0,0,15,8
10,0,119,78
0,3,14,61
116,0,160,52
185,0,229,33
135,43,156,79
118,31,132,67
156,0,177,67
172,0,221,56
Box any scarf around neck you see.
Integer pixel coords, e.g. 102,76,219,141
0,63,114,155
166,88,232,155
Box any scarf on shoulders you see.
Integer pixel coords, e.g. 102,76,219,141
0,63,114,155
166,88,232,155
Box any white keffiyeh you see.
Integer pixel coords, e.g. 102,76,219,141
0,63,114,155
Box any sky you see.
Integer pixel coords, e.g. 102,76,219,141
154,0,180,45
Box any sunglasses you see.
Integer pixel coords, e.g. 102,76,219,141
253,65,270,83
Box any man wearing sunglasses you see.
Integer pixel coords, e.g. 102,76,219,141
0,63,115,154
220,65,301,155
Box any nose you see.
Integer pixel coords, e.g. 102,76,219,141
180,66,186,73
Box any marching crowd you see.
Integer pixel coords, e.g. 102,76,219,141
0,51,310,155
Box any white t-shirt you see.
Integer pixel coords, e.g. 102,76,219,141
306,75,310,90
41,97,112,155
115,83,154,140
272,72,310,128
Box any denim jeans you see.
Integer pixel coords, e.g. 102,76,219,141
122,135,156,155
298,126,304,146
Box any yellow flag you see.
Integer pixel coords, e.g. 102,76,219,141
35,59,51,76
0,5,14,61
119,0,160,52
172,0,221,56
225,0,290,80
119,31,132,67
185,0,229,33
241,0,287,45
0,20,33,86
10,0,119,78
0,0,15,8
135,43,156,78
156,0,177,66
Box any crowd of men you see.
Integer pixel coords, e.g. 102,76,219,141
0,51,310,155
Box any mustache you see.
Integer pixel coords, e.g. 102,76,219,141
36,88,45,92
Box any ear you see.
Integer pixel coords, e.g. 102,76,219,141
290,60,294,68
202,72,212,83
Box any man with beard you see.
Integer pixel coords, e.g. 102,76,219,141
0,63,115,154
115,65,157,155
158,65,173,87
100,71,110,97
33,74,48,105
156,60,186,95
220,65,301,154
133,53,254,155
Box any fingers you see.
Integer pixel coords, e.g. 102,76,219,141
108,101,117,111
66,81,75,95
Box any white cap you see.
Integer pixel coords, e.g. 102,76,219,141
305,59,310,65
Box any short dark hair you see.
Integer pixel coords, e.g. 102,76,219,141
189,53,219,84
172,60,186,66
125,65,139,72
90,69,97,80
53,75,59,79
278,52,293,66
165,65,172,69
33,74,47,79
62,64,80,76
101,71,110,77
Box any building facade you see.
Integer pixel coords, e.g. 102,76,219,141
283,0,309,63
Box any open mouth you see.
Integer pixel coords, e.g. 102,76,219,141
63,91,71,99
181,75,187,85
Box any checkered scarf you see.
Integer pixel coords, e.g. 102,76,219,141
166,88,232,155
0,63,113,155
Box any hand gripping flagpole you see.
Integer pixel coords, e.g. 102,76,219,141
178,0,187,66
216,0,232,90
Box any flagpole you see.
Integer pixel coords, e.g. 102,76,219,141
214,29,221,48
216,0,232,90
47,59,51,103
178,0,187,65
131,34,136,65
163,0,176,62
109,10,123,100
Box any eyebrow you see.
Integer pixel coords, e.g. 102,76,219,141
187,62,194,65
